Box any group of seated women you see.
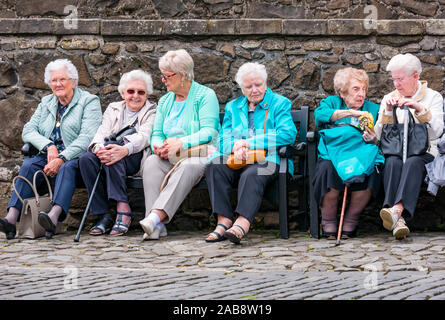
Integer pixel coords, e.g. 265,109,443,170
0,50,441,244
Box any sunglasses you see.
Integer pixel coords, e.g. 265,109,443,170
126,89,146,95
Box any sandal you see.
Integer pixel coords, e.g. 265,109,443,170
224,224,246,244
110,212,133,237
205,224,230,243
89,215,114,236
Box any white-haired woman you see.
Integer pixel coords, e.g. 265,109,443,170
139,49,220,240
78,69,157,237
204,62,297,244
313,67,382,240
374,53,444,239
0,59,102,240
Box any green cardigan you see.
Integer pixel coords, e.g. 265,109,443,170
150,81,220,150
22,87,102,161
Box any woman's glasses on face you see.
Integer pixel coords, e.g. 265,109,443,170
161,73,176,81
126,89,146,95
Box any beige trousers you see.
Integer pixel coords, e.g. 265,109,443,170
142,154,207,223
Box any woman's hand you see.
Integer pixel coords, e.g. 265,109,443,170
349,110,367,118
165,138,184,159
362,126,378,145
46,145,59,163
396,97,424,113
232,139,250,160
96,144,129,166
43,158,64,177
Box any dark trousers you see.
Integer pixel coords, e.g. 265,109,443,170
78,148,142,215
205,156,278,224
383,154,434,219
8,154,83,221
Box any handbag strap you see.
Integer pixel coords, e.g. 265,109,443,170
263,107,268,133
391,104,416,125
12,175,37,205
33,170,53,202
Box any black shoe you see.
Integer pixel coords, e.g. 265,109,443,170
0,218,16,240
341,228,358,239
321,230,337,240
38,211,56,239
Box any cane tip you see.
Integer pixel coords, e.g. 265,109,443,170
335,241,341,247
74,238,79,242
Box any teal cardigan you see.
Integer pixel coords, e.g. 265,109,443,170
210,87,298,174
22,87,102,161
314,95,380,161
150,81,220,150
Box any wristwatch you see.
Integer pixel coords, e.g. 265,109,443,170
57,154,67,162
42,143,54,153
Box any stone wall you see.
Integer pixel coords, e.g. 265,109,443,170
2,0,445,233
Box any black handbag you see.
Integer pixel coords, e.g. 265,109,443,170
380,105,429,158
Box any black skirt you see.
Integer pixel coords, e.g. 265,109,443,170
312,158,382,205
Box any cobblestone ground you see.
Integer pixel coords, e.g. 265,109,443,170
1,230,445,300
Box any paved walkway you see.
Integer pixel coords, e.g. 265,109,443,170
1,230,445,300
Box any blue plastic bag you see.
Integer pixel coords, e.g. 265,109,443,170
319,125,384,185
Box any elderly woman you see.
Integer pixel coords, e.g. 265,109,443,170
78,70,157,236
139,49,220,240
204,62,297,244
0,59,102,240
374,54,444,240
312,67,382,239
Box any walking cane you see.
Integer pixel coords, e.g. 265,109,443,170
74,163,103,242
335,185,348,247
402,105,409,164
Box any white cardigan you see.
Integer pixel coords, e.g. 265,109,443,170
89,100,157,176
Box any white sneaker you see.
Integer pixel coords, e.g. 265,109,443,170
142,225,167,240
379,207,401,231
393,218,410,240
139,217,156,237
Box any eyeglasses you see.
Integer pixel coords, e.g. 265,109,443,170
50,78,71,85
161,73,176,81
126,89,146,96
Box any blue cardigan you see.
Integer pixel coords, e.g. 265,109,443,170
210,88,298,174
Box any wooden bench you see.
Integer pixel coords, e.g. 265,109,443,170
22,106,313,239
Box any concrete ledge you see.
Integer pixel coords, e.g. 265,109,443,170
0,18,443,36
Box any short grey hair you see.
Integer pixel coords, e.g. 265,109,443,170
386,53,422,76
118,69,153,96
235,62,268,88
159,49,194,81
44,59,79,87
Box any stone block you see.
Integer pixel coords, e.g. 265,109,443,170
0,59,17,87
102,43,120,55
0,19,18,34
18,19,53,34
377,20,425,35
60,38,100,51
236,19,282,35
304,40,332,51
246,2,304,19
101,20,163,36
283,19,327,35
0,92,37,150
52,19,100,35
426,20,445,35
328,19,374,36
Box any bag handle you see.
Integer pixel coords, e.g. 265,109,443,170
11,170,53,206
33,170,53,203
391,104,416,126
12,175,36,205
